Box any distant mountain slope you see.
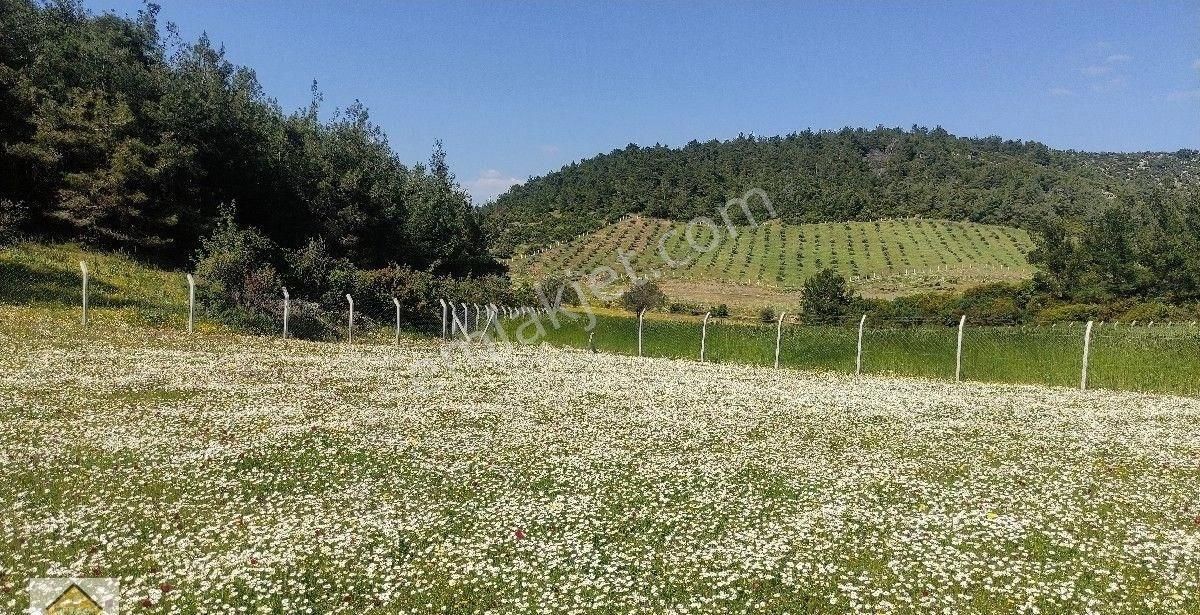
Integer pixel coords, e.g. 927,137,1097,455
484,126,1200,255
510,216,1035,306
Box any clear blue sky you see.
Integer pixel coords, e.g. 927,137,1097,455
86,0,1200,202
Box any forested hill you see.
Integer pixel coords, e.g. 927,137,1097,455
484,128,1200,255
0,0,493,276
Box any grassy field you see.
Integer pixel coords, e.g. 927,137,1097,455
510,217,1035,309
3,307,1200,613
492,311,1200,397
0,242,201,330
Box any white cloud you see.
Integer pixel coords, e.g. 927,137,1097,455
1167,89,1200,102
539,144,560,156
1082,65,1111,76
1193,58,1200,71
1049,87,1075,97
1105,54,1132,63
467,169,522,203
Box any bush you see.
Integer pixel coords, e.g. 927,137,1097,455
193,210,282,330
759,307,776,323
801,268,854,323
618,280,666,314
712,304,730,318
1112,300,1198,323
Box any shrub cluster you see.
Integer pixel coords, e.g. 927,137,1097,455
194,212,529,339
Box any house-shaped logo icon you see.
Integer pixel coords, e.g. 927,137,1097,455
46,583,103,614
28,577,119,614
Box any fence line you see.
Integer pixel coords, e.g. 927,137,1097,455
27,260,1200,396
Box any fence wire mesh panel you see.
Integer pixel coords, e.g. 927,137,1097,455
704,319,776,366
777,319,858,373
961,325,1083,389
862,319,958,379
1089,324,1200,396
640,318,705,360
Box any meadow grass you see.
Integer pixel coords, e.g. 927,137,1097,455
0,242,191,329
3,306,1200,613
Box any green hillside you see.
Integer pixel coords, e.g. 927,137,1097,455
483,127,1200,255
511,217,1035,307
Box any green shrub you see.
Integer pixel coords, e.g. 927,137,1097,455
619,280,666,314
1113,301,1198,323
802,268,854,323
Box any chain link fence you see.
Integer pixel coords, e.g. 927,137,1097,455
498,310,1200,397
5,243,1200,397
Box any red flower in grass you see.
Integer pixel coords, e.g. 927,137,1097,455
514,528,526,540
140,597,155,608
160,582,176,593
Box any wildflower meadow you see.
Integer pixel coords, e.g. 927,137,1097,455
2,308,1200,613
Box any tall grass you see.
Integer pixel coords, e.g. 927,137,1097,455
495,312,1200,397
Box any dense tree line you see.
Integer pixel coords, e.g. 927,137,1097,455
0,0,510,334
485,127,1200,304
0,0,495,273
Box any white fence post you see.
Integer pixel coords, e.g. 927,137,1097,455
485,304,497,337
855,314,867,375
346,294,354,343
1081,319,1094,391
461,303,469,335
774,311,786,368
392,297,401,345
955,314,966,383
474,303,482,332
79,261,89,326
700,311,711,362
186,273,196,334
450,302,470,341
282,287,290,339
439,298,448,339
637,309,645,357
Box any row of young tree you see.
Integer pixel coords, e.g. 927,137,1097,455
0,0,504,333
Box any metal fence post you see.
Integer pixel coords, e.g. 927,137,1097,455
282,287,290,339
439,298,448,339
1081,319,1094,391
484,304,496,337
393,297,401,345
346,294,354,343
474,303,481,332
637,308,645,357
186,273,196,334
79,261,89,326
700,311,711,362
955,314,966,382
774,311,786,368
461,303,469,335
855,314,867,375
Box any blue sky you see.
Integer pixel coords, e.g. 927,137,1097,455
86,1,1200,202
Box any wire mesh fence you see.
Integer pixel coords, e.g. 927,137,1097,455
495,310,1200,397
5,244,1200,397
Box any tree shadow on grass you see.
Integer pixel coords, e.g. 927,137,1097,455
0,260,131,307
